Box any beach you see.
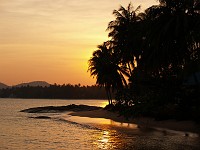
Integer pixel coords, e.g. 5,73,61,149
21,103,200,134
69,108,200,134
3,99,200,150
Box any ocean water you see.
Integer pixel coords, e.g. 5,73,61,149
0,98,200,150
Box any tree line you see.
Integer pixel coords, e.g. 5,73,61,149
88,0,200,121
0,84,107,99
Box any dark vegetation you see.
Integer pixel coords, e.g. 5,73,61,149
0,84,107,99
89,0,200,121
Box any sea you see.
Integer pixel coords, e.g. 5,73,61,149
0,98,200,150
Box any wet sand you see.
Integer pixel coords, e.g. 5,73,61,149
69,109,200,134
20,104,200,134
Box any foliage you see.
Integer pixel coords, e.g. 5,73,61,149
0,84,107,99
88,42,129,104
89,1,200,121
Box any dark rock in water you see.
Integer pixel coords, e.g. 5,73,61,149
29,116,51,119
20,104,101,113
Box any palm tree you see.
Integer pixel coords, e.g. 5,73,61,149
88,42,129,104
141,0,200,80
107,3,144,76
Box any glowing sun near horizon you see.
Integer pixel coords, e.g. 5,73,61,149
0,0,157,86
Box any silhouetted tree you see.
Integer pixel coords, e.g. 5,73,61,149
142,0,200,80
0,84,107,99
107,3,144,75
88,42,129,104
88,1,200,121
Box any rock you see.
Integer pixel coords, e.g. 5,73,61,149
29,116,51,119
20,104,102,113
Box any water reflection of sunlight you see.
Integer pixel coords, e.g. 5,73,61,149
97,130,111,149
95,129,124,150
110,120,138,129
100,101,109,108
68,116,138,129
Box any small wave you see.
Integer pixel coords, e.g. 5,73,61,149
56,117,101,131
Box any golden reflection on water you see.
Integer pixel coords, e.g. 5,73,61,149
68,116,138,149
94,130,123,150
110,120,138,129
68,116,138,129
97,131,110,149
2,99,200,150
99,101,109,108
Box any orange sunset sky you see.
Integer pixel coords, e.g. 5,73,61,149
0,0,157,86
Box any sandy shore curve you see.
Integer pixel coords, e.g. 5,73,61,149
69,109,200,134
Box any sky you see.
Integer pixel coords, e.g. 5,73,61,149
0,0,158,86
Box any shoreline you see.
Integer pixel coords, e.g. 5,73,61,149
69,109,200,134
20,104,200,134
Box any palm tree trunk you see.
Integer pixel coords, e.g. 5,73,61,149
108,88,113,104
105,87,111,104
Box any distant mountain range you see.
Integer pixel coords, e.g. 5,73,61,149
0,81,50,89
14,81,50,88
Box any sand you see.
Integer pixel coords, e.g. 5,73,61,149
69,109,200,134
21,104,200,134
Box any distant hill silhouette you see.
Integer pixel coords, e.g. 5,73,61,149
14,81,50,87
0,82,8,89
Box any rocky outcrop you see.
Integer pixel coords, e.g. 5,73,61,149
20,104,102,113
